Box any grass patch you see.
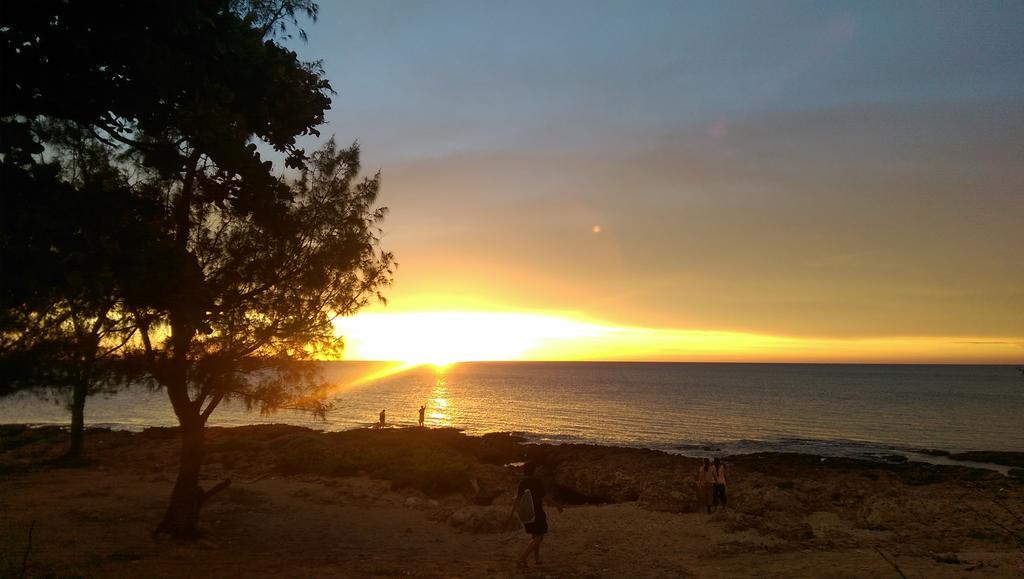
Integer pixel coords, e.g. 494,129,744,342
269,428,479,496
0,425,65,451
274,436,329,476
380,451,471,496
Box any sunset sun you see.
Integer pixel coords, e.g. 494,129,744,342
332,311,612,365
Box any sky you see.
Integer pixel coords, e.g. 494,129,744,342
286,1,1023,363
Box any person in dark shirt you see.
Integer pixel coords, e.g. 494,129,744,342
510,462,563,568
418,405,425,426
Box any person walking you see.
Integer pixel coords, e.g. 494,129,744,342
696,458,715,513
511,462,563,569
378,408,386,427
712,457,728,511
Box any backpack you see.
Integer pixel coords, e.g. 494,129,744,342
515,489,535,524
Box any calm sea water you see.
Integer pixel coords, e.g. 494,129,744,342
2,363,1022,458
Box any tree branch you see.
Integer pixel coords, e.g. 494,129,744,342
135,313,159,377
200,390,226,423
96,327,138,361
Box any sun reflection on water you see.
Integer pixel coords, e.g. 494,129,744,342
428,370,452,427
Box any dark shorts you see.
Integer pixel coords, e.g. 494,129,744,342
712,483,727,506
524,511,548,535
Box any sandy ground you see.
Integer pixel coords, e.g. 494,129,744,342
1,427,1022,578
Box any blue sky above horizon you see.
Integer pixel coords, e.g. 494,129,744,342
283,1,1022,360
306,1,1022,157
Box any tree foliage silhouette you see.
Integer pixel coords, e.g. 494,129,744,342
139,137,393,537
2,0,393,537
0,121,152,459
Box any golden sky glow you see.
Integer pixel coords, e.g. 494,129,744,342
304,3,1023,364
334,311,1024,364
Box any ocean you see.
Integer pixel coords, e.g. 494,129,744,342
2,362,1022,460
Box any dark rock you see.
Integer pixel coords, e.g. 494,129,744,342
138,426,180,439
856,494,902,529
947,451,1024,469
554,461,641,502
916,449,951,457
471,432,528,464
871,454,909,464
0,425,66,451
526,443,699,505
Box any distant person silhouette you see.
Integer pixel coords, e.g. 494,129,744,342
712,457,728,510
511,462,563,569
418,404,426,427
379,408,386,427
696,458,715,513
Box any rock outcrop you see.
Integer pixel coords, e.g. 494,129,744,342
525,443,701,512
446,505,519,533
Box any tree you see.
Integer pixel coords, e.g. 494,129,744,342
0,302,136,460
0,122,152,459
2,1,393,536
139,137,393,537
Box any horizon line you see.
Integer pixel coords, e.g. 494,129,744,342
330,359,1022,366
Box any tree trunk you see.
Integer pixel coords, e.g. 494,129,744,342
156,417,205,538
156,154,232,539
157,313,205,538
66,378,87,459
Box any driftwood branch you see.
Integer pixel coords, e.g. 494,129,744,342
965,482,1024,526
19,520,35,579
873,546,907,579
961,482,1024,549
987,516,1024,547
200,479,232,506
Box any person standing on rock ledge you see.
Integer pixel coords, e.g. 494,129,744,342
712,457,728,510
418,405,426,427
697,458,715,513
511,462,564,569
379,408,386,427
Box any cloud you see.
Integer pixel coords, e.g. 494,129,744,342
372,99,1024,339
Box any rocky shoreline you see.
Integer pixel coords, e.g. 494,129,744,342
2,423,1023,577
